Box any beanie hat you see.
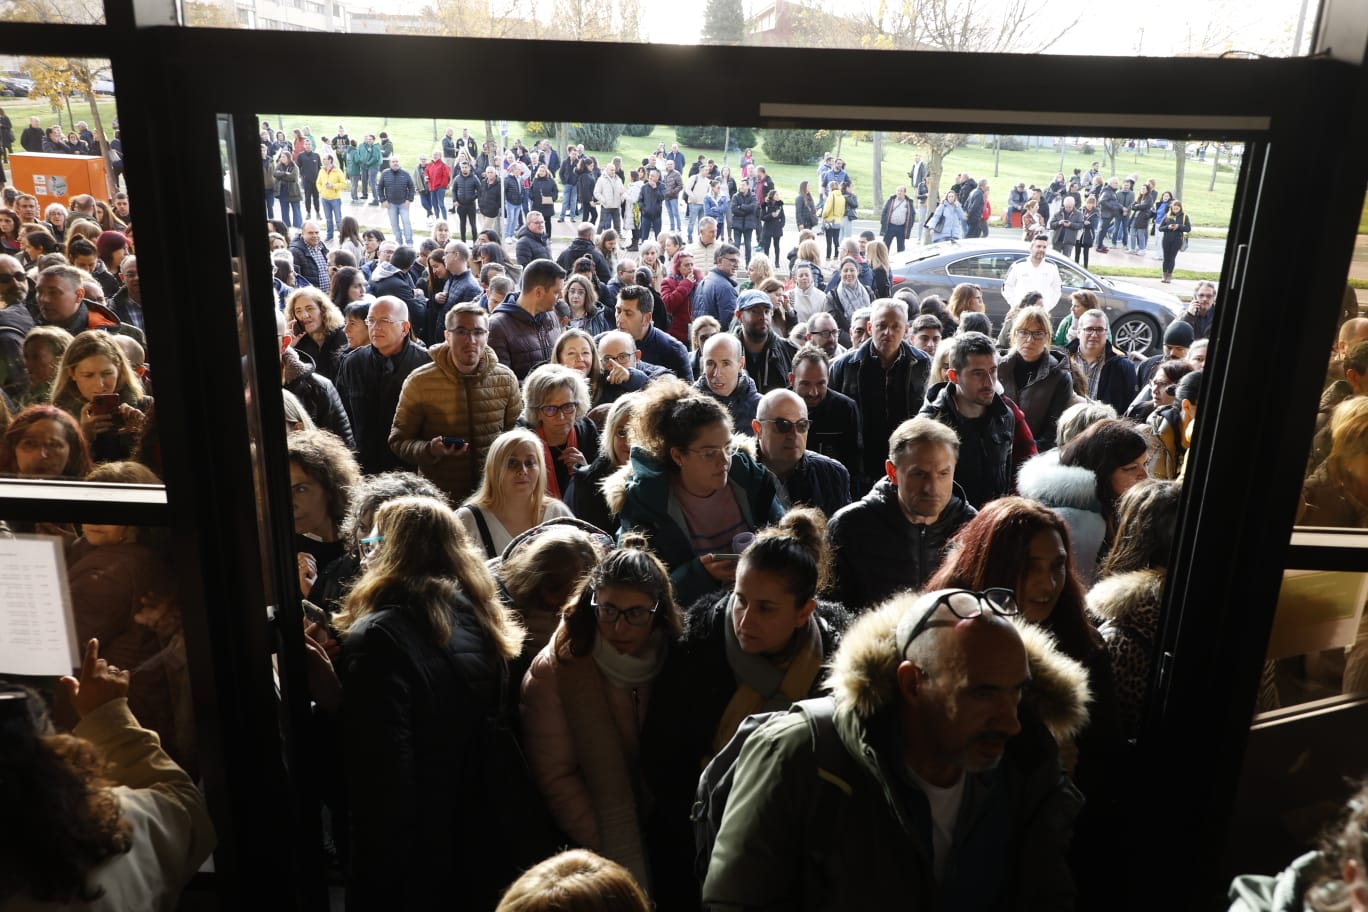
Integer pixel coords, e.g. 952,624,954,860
1163,320,1194,348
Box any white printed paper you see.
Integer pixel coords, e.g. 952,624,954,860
0,535,79,676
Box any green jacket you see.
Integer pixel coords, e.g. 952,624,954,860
703,598,1088,911
357,141,382,169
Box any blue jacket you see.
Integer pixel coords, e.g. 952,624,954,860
376,167,416,205
704,194,730,224
634,324,693,382
608,445,782,606
928,199,967,240
693,267,738,323
693,372,760,435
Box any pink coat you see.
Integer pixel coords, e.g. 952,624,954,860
519,641,652,850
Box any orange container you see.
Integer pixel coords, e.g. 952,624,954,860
8,152,110,203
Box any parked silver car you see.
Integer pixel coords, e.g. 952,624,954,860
888,241,1186,354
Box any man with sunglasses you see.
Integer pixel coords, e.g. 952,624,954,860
704,586,1084,909
752,389,850,518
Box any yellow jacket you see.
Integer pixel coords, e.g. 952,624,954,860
316,166,346,200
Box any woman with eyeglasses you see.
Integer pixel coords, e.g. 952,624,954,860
458,428,574,560
640,507,849,907
334,494,545,910
519,365,600,503
567,394,641,537
927,496,1124,906
605,377,782,608
998,305,1077,451
1157,198,1191,283
519,534,681,893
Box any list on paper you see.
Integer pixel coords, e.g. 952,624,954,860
0,535,79,677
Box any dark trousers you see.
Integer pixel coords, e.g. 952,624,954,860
455,203,477,240
733,227,753,263
882,228,907,252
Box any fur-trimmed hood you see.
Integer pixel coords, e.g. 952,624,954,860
1016,451,1102,514
824,592,1092,743
1087,567,1166,628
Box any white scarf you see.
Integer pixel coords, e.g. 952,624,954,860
592,628,668,688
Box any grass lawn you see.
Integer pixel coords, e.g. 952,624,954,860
271,115,1243,228
4,96,122,139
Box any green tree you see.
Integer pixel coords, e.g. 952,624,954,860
702,0,743,45
760,128,826,165
24,56,118,196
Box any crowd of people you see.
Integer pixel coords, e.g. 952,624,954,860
0,125,1362,911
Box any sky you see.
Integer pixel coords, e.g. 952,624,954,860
636,0,1315,57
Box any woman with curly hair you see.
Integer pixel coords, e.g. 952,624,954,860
285,286,348,381
287,428,361,600
604,376,782,608
0,644,214,909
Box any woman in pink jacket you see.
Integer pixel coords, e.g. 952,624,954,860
520,534,682,896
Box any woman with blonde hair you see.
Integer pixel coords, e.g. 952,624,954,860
865,238,891,299
521,533,682,893
285,286,348,381
555,328,605,402
335,494,538,910
568,393,641,535
458,427,574,559
50,330,151,464
999,305,1075,450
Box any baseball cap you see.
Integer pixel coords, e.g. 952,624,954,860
736,289,773,311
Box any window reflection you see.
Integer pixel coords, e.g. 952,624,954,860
1264,570,1368,709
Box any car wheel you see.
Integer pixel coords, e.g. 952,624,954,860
1112,314,1159,356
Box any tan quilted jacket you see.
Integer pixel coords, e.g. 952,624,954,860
388,343,522,504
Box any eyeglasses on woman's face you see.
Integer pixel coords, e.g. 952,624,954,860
592,594,658,627
688,442,740,462
538,402,578,419
1015,329,1047,342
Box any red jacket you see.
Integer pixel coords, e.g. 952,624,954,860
424,159,451,193
660,272,698,342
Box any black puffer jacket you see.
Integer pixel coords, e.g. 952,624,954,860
477,178,502,218
341,594,555,911
556,236,612,283
451,170,482,206
826,476,977,613
282,347,355,449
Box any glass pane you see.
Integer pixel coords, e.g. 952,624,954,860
1261,569,1368,712
1293,184,1368,531
0,0,103,25
184,0,1319,57
2,58,152,490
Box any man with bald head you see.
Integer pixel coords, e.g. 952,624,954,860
595,329,669,404
695,331,760,433
704,587,1084,908
752,388,849,516
334,295,431,473
0,254,34,400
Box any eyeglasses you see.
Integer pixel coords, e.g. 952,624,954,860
448,327,489,338
366,318,401,327
538,402,578,419
758,417,811,434
1015,329,1047,341
1079,326,1107,335
0,273,23,284
808,329,836,339
688,442,740,461
593,594,658,627
1194,293,1215,300
899,588,1020,653
602,351,635,366
360,534,384,558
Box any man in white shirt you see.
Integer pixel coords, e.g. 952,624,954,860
1001,236,1062,311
